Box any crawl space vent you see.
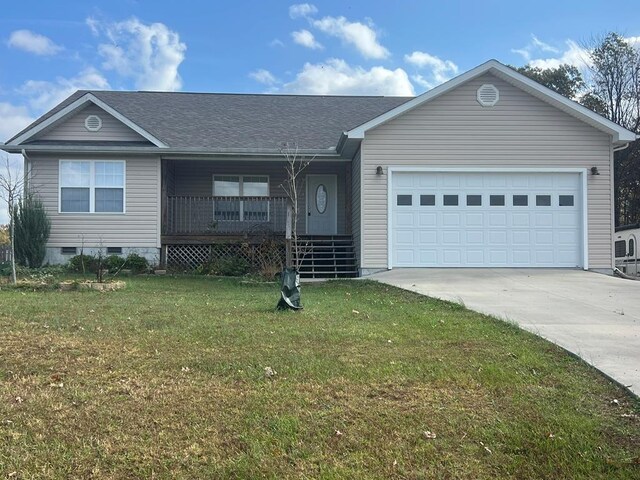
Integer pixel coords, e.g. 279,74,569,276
84,114,103,132
477,84,499,107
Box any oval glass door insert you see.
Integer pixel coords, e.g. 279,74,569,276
316,184,327,214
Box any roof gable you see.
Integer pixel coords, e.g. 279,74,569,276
6,93,168,148
33,103,150,144
346,60,636,145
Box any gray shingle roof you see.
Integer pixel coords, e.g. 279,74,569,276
11,91,413,150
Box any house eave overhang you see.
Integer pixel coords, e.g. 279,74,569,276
345,59,637,145
5,93,169,148
0,142,345,160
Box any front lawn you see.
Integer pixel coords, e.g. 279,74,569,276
0,276,638,479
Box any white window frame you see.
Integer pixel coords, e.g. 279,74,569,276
212,175,270,222
58,160,126,214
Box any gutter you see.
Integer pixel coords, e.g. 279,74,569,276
0,142,345,159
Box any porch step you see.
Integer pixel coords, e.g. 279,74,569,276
295,235,358,279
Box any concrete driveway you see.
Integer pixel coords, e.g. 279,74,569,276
372,269,640,396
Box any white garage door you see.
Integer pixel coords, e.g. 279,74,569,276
391,172,582,267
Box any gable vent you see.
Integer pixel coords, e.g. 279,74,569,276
84,114,103,132
477,84,499,107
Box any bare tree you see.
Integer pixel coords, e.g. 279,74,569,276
0,154,24,284
279,142,313,271
584,33,640,132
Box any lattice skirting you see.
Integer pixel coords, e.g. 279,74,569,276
165,242,286,271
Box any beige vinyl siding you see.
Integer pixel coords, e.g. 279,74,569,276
30,154,161,248
351,149,362,266
170,159,350,235
38,104,148,143
361,72,613,270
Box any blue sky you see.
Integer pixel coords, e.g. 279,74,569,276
1,0,640,221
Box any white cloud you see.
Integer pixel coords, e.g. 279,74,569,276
404,51,458,88
312,16,389,59
528,40,590,70
7,29,63,56
289,3,318,19
0,102,34,142
512,35,590,70
92,17,187,91
249,69,278,85
512,34,560,62
19,67,110,112
280,58,414,96
269,38,285,48
625,36,640,47
291,29,322,49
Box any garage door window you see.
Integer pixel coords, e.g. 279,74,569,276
420,194,435,206
443,195,458,206
490,195,505,206
397,195,412,206
559,195,574,206
536,195,551,206
513,195,528,206
466,195,482,206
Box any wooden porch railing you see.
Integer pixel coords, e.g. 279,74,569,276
165,196,289,235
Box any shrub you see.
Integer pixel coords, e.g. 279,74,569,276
68,254,98,273
13,194,51,268
0,261,11,277
104,255,127,273
125,253,149,273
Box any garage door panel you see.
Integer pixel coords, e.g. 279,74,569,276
465,213,484,226
395,230,415,245
488,231,507,244
442,231,461,244
535,231,553,245
419,213,437,226
512,231,530,245
443,249,461,264
466,230,484,244
489,213,507,226
391,172,582,268
419,230,437,244
442,213,461,226
512,250,531,264
466,250,484,264
395,249,415,264
419,250,437,264
558,213,578,227
489,250,508,264
396,212,415,226
511,213,530,227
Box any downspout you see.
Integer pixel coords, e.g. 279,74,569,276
21,149,30,193
613,142,630,153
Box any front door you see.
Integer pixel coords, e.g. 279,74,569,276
306,175,337,235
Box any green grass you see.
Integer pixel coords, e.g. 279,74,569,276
0,275,638,479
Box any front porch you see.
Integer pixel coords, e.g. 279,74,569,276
160,159,356,277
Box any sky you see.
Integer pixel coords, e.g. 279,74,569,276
1,0,640,222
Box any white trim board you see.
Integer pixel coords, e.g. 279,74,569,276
347,60,636,145
8,93,168,148
386,167,589,271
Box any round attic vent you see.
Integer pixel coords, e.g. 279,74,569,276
477,84,499,107
84,114,103,132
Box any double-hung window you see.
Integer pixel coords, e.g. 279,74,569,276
60,160,125,213
213,175,269,221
